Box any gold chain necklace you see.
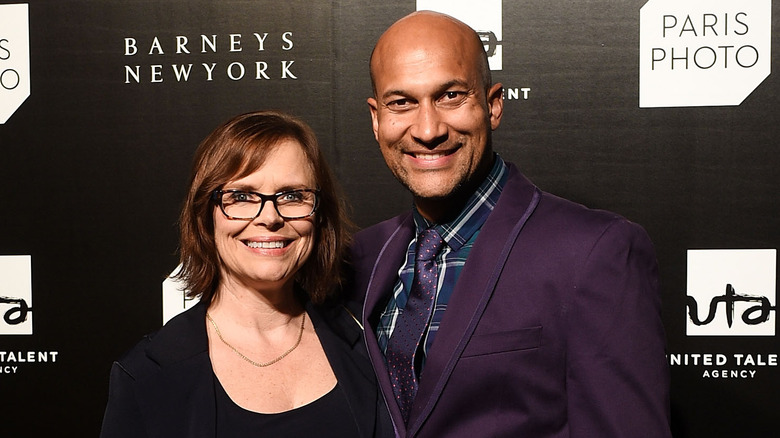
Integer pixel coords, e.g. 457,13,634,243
206,311,305,367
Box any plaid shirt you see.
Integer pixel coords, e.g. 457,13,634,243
376,155,508,365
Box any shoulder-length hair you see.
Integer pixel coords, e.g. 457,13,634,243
177,110,352,305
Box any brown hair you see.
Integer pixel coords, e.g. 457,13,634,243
177,110,352,305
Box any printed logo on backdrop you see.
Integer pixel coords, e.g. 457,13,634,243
124,31,298,84
639,0,772,107
0,3,31,124
668,249,778,379
417,0,502,70
687,249,776,336
162,265,198,324
416,0,529,102
0,256,56,376
0,255,33,335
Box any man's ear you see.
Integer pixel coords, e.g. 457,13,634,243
367,97,380,141
486,83,504,130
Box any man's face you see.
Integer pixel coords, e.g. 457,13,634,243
368,25,503,205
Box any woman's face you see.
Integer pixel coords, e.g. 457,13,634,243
213,139,317,294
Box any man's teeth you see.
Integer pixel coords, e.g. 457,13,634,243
247,241,286,249
415,153,445,160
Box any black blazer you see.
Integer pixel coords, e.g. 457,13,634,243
100,301,392,438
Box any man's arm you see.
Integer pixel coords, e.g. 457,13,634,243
566,219,672,437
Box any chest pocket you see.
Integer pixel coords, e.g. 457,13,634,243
461,326,542,358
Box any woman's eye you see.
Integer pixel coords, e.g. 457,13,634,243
231,192,252,202
280,192,303,203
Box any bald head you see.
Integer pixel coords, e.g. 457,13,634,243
369,11,492,95
365,10,504,220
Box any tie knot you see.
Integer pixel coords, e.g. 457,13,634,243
416,228,445,262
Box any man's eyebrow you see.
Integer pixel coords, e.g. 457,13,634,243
380,80,471,100
439,79,470,91
380,89,410,100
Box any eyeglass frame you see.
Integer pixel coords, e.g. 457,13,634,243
211,188,320,220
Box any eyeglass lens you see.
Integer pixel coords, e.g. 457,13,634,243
220,190,317,219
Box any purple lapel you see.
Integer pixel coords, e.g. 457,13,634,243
361,213,416,435
407,166,541,435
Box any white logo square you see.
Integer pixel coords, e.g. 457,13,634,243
687,249,776,336
639,0,772,107
0,3,31,124
162,264,199,324
0,255,33,335
417,0,502,70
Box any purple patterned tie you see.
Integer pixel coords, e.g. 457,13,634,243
386,228,445,423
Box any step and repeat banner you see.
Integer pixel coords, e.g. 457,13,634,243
1,0,777,436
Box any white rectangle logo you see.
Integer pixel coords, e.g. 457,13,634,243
417,0,502,70
162,264,199,324
0,255,33,335
0,3,31,124
687,249,776,336
639,0,772,107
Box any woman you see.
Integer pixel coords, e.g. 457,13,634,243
100,111,392,437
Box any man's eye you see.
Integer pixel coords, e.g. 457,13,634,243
440,91,466,102
387,98,409,108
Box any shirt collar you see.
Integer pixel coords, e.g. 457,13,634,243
413,154,508,251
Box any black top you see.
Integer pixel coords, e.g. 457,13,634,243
100,301,393,438
215,376,361,437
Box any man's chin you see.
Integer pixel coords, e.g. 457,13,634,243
408,179,476,221
407,182,458,201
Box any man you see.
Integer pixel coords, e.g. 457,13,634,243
349,10,672,438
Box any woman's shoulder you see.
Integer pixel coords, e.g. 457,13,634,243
111,332,158,381
113,302,209,380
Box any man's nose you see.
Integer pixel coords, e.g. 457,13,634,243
410,102,448,148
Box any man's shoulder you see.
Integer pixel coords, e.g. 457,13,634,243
353,211,413,250
499,165,633,231
497,165,649,246
530,189,653,249
537,190,622,222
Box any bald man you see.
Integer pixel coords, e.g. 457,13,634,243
349,11,672,438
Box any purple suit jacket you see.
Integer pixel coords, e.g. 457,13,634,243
349,164,671,437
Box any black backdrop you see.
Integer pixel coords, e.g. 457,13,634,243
1,1,777,436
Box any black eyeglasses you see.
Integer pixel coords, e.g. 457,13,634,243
211,188,320,220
